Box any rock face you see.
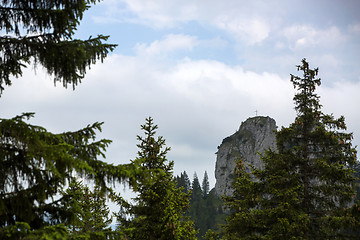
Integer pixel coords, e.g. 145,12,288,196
214,116,277,197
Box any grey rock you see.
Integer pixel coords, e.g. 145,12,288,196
214,116,277,197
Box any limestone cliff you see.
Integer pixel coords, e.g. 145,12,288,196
214,116,277,196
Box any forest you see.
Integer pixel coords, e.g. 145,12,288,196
1,1,360,239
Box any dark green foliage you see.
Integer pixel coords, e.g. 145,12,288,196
0,113,134,230
204,189,226,233
175,171,226,238
202,171,210,196
191,173,203,201
0,1,123,239
113,117,197,240
222,59,359,239
175,171,191,193
355,163,360,200
203,229,220,240
187,173,226,239
60,179,118,239
0,222,68,240
222,159,266,239
0,0,117,94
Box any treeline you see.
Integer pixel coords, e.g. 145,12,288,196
175,172,226,239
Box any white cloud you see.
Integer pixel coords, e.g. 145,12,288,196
0,37,296,183
213,16,270,45
135,34,198,56
348,23,360,34
94,0,280,45
319,81,360,150
119,0,198,28
282,25,346,50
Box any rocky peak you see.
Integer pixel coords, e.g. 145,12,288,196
214,116,277,196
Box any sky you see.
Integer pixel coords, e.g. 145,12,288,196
1,0,360,189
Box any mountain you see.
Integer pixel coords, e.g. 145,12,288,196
214,116,277,196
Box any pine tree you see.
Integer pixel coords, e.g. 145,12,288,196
0,113,133,237
192,173,203,200
0,0,116,94
183,171,192,193
60,179,118,239
0,1,126,237
113,117,197,240
202,171,210,197
222,158,265,239
175,171,191,193
189,172,207,238
223,58,359,239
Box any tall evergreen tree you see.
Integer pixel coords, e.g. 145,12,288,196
0,113,132,231
0,0,116,94
189,172,207,238
202,171,210,197
183,171,191,193
192,173,203,199
113,117,197,240
0,0,126,237
223,59,359,239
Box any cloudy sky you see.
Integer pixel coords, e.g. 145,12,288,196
1,0,360,189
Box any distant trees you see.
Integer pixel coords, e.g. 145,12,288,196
113,117,197,240
222,59,359,239
175,171,226,239
175,171,191,193
202,171,210,196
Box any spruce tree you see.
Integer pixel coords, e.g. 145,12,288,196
113,117,197,240
189,172,207,238
223,58,359,239
0,0,127,237
175,171,191,193
60,179,118,239
183,171,192,193
0,113,132,232
202,171,210,197
0,0,116,94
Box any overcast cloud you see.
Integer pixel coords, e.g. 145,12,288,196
1,0,360,189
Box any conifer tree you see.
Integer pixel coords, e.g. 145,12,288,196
183,171,191,192
223,58,359,239
202,171,210,197
113,117,197,240
189,172,204,219
0,1,127,237
0,113,132,232
189,172,207,238
60,179,118,239
0,0,116,94
175,171,191,193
